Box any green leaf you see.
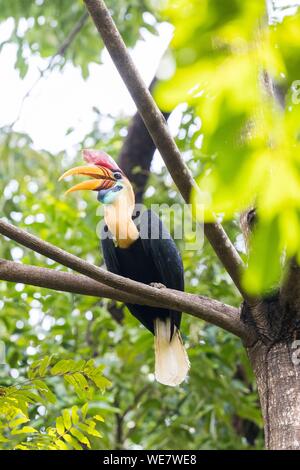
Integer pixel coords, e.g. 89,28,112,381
38,356,51,377
51,360,73,375
11,426,38,435
62,410,71,430
73,372,89,391
71,406,79,425
94,414,104,422
56,416,65,436
90,375,112,392
9,416,29,428
63,434,82,450
69,427,91,449
243,217,282,294
81,403,88,420
78,423,102,438
55,439,69,450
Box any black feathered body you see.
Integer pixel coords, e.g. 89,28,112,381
101,210,184,336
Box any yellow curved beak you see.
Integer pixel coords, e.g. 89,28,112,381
59,165,116,194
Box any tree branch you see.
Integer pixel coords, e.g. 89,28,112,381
83,0,246,298
119,77,170,204
0,220,252,342
0,259,142,305
56,12,89,57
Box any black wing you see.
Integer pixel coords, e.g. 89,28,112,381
101,223,161,333
100,211,184,335
139,209,184,332
100,226,121,275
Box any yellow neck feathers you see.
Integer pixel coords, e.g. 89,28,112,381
103,178,139,249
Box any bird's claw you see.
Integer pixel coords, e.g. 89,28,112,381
150,282,166,289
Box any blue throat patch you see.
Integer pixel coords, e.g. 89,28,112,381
98,185,123,204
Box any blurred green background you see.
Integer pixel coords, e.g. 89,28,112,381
1,0,299,450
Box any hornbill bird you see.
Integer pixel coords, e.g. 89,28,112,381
60,150,189,386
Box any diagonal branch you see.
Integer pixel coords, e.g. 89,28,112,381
0,220,252,342
83,0,246,298
119,77,170,204
0,259,250,341
0,218,175,304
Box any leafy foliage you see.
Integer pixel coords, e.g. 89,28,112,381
156,0,300,294
0,356,110,449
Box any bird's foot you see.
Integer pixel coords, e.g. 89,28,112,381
150,282,166,289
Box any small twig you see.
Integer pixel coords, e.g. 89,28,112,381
57,12,89,57
9,11,89,129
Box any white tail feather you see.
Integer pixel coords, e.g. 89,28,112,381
154,318,190,387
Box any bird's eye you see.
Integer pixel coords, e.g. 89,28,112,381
114,172,122,180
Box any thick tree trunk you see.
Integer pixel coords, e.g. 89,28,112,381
241,285,300,449
248,340,300,449
240,209,300,449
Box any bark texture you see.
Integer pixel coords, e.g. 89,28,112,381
242,293,300,449
119,78,170,204
248,340,300,450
